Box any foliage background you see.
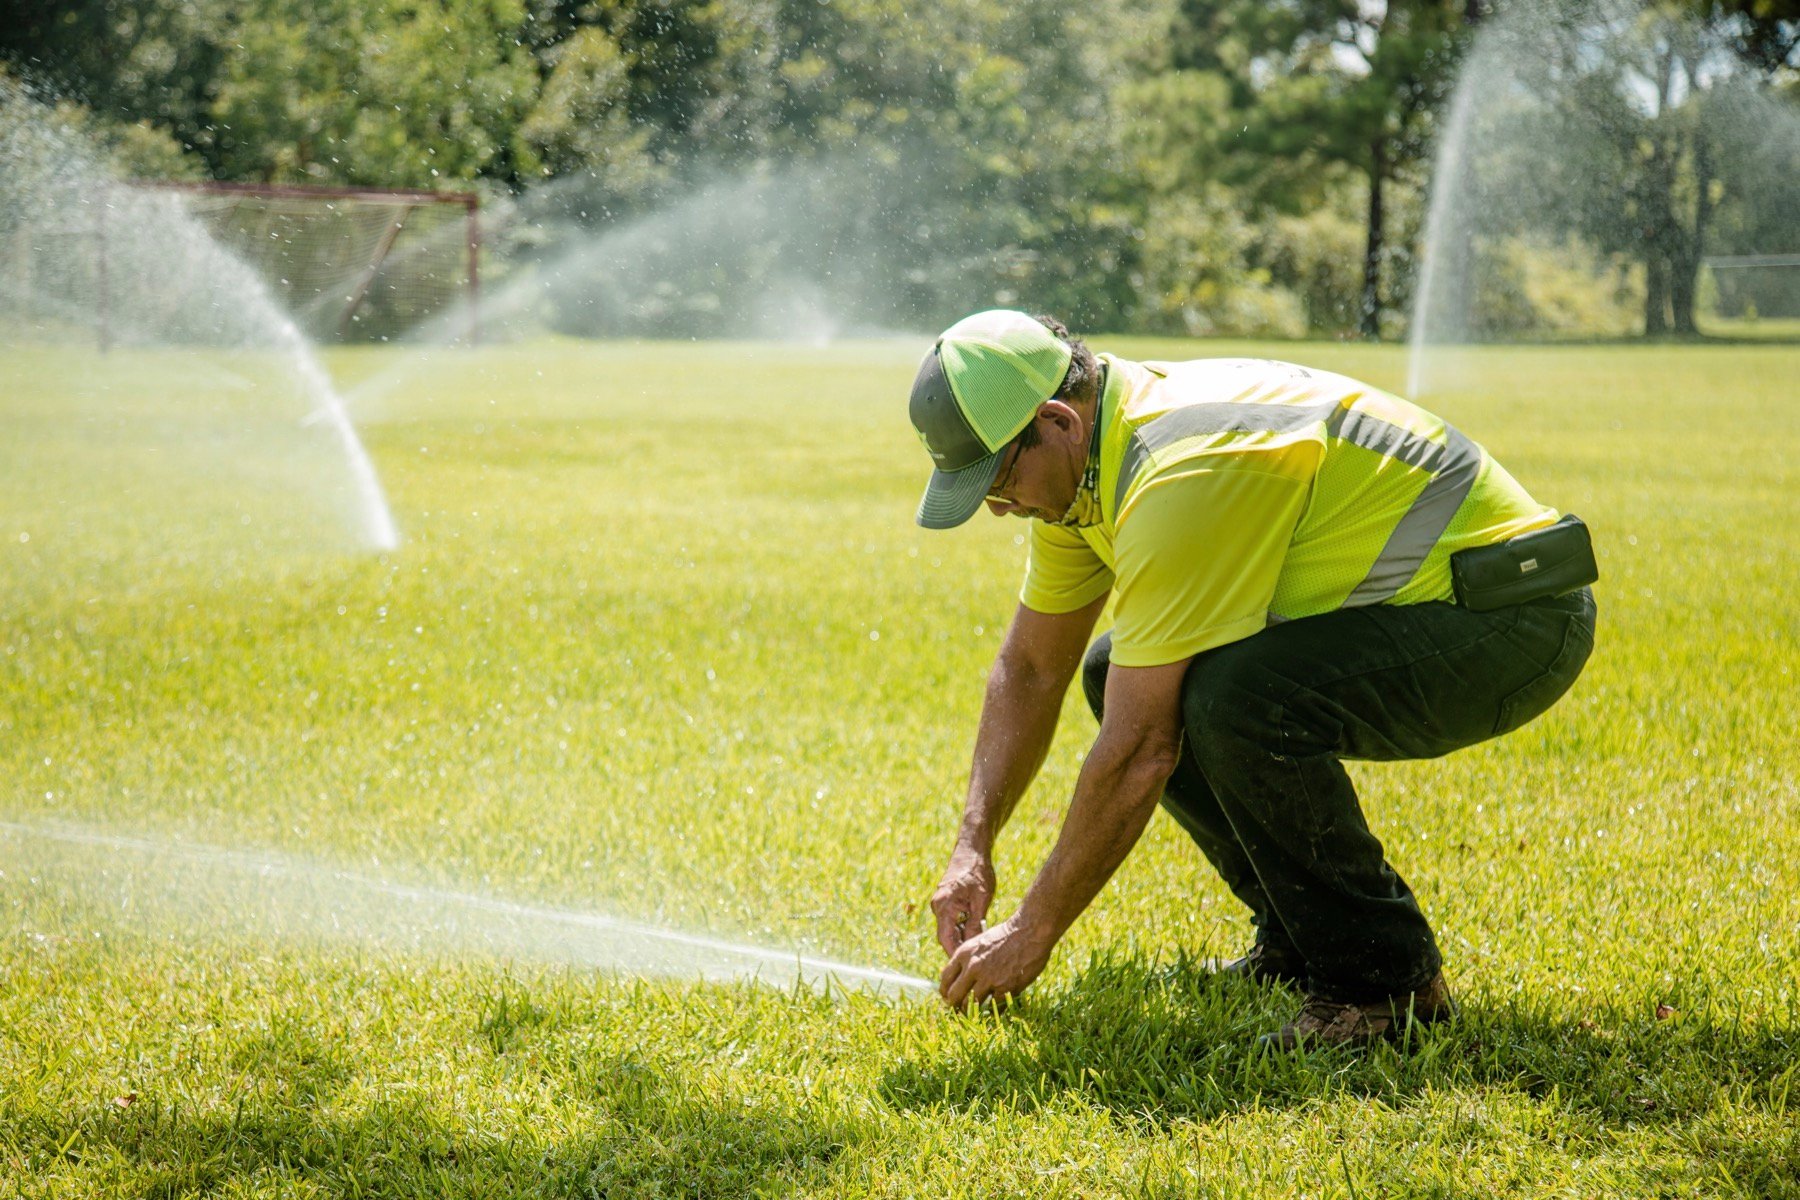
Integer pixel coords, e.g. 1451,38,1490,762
3,0,1797,339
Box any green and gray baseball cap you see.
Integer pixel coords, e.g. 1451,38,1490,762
908,310,1073,529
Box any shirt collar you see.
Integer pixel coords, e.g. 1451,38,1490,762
1051,361,1109,530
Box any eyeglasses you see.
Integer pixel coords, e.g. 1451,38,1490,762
986,438,1026,502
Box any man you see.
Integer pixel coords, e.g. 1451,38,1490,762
910,309,1595,1048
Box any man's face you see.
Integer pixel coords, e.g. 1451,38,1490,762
982,403,1085,523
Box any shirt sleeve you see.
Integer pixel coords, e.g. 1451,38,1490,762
1107,459,1310,667
1019,521,1114,615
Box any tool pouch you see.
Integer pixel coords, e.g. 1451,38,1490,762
1450,514,1597,612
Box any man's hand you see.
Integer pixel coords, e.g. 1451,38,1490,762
930,845,996,956
938,915,1053,1011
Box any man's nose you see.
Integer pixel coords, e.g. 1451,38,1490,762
985,497,1019,516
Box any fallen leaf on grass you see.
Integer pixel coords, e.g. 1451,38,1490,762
112,1093,136,1109
1655,1004,1677,1021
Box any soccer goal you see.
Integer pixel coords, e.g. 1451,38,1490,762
1700,253,1800,338
121,180,482,345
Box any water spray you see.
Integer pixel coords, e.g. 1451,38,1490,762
1407,0,1800,391
0,820,933,998
0,77,400,555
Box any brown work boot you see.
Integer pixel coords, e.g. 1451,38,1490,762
1200,940,1307,988
1261,972,1457,1050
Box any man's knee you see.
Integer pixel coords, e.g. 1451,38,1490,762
1081,632,1112,722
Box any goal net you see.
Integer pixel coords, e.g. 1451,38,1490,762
3,179,480,347
134,182,481,344
1701,254,1800,336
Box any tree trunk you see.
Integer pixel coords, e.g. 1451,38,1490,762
1645,254,1670,336
1642,48,1678,338
1361,143,1385,340
1670,252,1698,335
1672,131,1713,337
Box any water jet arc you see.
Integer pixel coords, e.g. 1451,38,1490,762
0,820,932,997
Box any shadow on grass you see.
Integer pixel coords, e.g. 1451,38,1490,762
879,951,1800,1135
39,1050,845,1198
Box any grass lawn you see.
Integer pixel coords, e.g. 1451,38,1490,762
2,335,1797,1197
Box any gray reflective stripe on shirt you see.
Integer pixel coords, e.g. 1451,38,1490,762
1341,424,1482,606
1115,399,1457,514
1325,406,1449,473
1112,396,1483,605
1113,400,1339,515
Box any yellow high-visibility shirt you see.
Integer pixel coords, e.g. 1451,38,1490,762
1020,356,1557,667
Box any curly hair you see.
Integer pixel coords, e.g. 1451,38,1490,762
1012,313,1099,451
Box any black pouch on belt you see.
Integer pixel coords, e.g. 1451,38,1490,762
1449,514,1598,611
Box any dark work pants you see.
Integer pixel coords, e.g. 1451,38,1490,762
1081,588,1595,1001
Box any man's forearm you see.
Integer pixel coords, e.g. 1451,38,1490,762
956,656,1066,855
936,655,1188,1007
1013,729,1179,942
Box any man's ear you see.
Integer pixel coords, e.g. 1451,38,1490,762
1038,399,1082,442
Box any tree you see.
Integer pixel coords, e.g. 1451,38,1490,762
1486,0,1798,335
1166,0,1474,339
207,0,539,187
510,0,1163,333
0,0,229,171
514,26,663,209
1705,0,1800,74
520,0,731,173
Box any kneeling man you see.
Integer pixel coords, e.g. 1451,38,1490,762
911,310,1596,1048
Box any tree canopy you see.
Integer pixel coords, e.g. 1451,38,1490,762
3,0,1795,337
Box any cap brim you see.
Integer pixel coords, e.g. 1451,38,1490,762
915,450,1003,529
